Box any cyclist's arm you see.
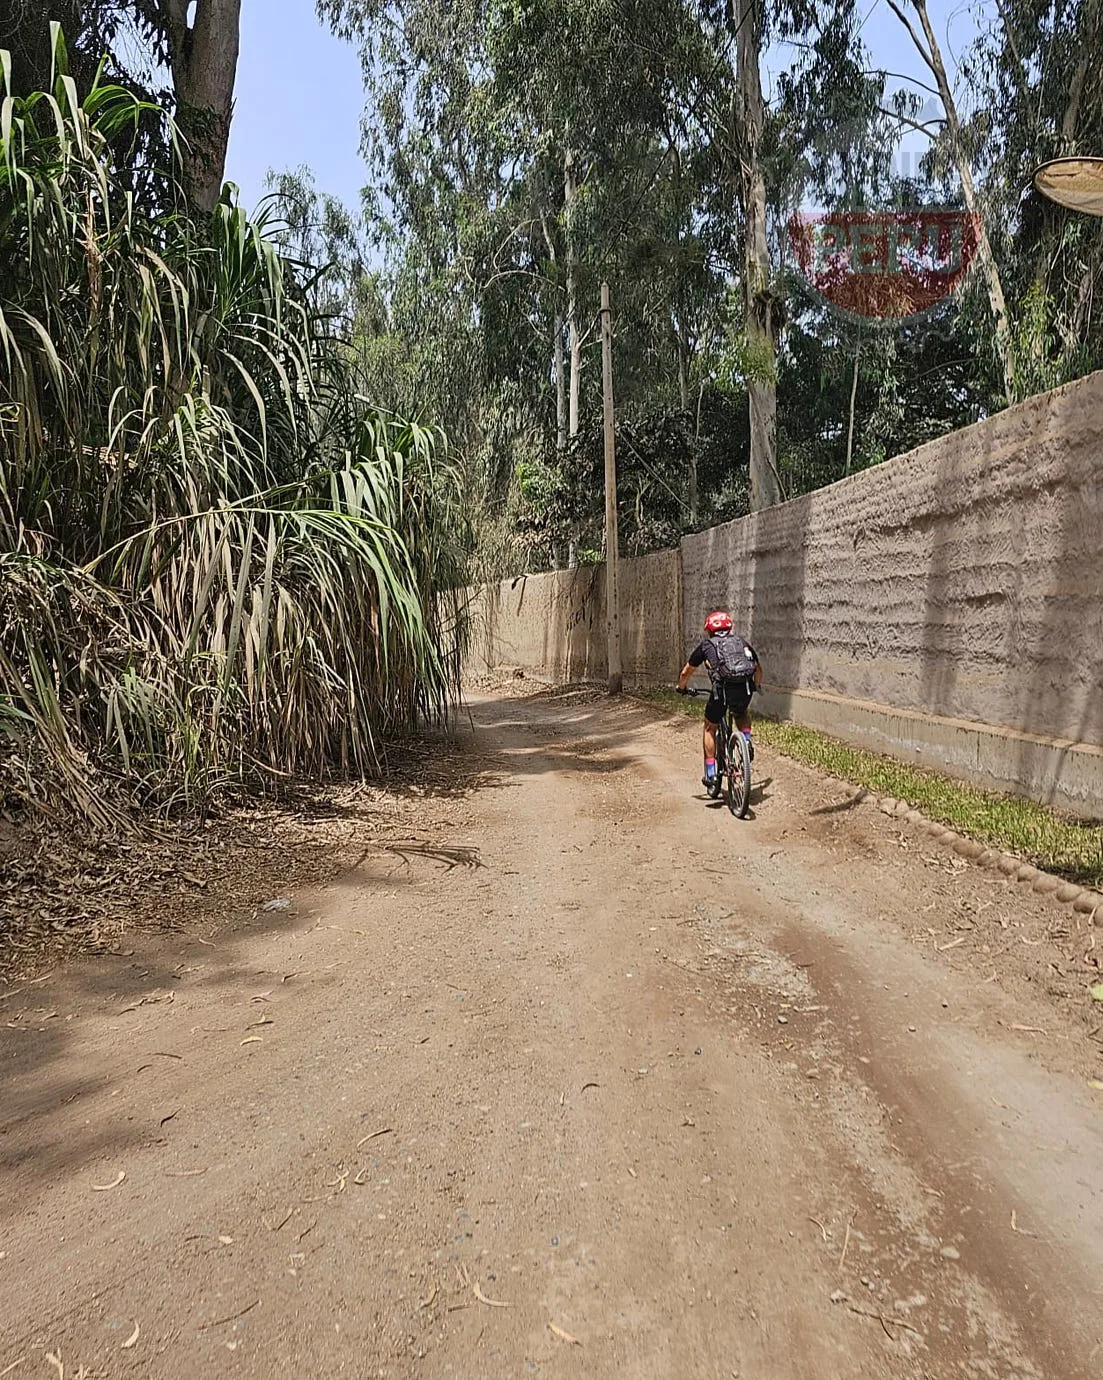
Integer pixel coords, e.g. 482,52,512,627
745,643,763,689
678,641,710,691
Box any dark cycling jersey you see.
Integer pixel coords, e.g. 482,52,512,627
689,633,758,724
687,633,759,679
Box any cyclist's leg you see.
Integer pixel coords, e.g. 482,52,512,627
728,682,755,759
702,688,724,783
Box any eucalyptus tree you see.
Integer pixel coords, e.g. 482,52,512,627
689,0,886,510
883,0,1018,402
4,1,243,211
960,0,1103,394
319,0,732,539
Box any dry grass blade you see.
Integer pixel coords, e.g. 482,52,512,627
91,1171,125,1191
356,1127,393,1148
548,1322,581,1345
838,1212,854,1268
198,1299,259,1331
473,1283,510,1308
847,1304,922,1336
0,1357,27,1377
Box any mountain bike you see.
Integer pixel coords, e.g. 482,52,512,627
679,685,753,818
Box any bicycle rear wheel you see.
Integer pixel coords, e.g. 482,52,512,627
726,726,752,818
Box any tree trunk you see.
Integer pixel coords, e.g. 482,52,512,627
1058,0,1098,151
896,0,1017,403
845,337,861,475
564,147,582,440
164,0,242,213
554,311,568,452
734,0,781,512
564,147,581,570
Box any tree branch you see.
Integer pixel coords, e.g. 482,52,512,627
884,0,935,75
877,105,944,137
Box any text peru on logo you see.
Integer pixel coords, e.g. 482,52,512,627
787,210,981,322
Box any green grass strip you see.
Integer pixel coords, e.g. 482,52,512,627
638,687,1103,890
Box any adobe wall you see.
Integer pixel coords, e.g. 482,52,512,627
469,372,1103,815
682,372,1103,748
466,549,682,688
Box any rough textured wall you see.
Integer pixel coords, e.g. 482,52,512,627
682,371,1103,747
467,566,605,684
467,550,682,686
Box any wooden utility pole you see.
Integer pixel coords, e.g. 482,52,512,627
600,282,622,695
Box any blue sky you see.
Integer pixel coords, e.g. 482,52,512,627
225,0,986,218
225,1,367,214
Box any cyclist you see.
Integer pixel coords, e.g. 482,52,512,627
677,611,762,788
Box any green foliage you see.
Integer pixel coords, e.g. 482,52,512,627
0,40,469,827
313,0,1103,568
959,0,1103,392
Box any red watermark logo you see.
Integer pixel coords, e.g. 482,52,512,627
787,210,981,322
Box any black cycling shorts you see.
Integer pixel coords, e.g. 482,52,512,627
704,677,753,725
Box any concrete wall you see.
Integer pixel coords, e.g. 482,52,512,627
467,549,682,687
469,371,1103,816
682,371,1103,816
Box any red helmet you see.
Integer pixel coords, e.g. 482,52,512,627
704,610,733,634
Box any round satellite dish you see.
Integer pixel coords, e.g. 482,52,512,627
1033,156,1103,216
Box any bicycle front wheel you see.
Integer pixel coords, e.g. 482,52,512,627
726,727,752,818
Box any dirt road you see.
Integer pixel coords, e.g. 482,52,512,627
3,688,1101,1379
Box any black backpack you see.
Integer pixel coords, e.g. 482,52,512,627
712,632,756,681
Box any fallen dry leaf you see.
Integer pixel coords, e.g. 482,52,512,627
91,1171,126,1192
218,1235,233,1245
548,1322,581,1346
121,1321,140,1350
45,1354,63,1380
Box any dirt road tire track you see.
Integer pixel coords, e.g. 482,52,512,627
2,688,1100,1378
